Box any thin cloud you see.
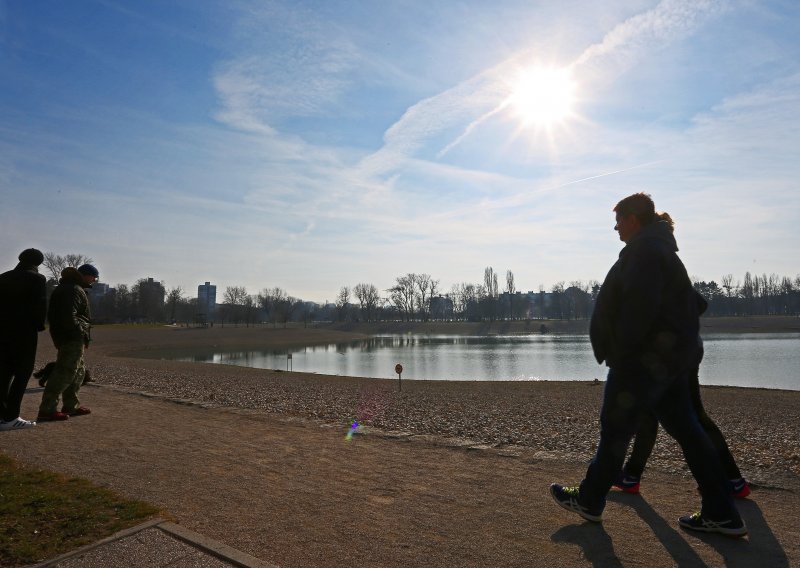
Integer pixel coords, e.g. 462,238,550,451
212,2,360,132
573,0,729,77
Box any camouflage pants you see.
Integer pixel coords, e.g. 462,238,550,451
39,341,85,415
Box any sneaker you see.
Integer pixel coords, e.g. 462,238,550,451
62,406,91,417
0,417,36,431
613,474,641,494
678,512,748,537
37,411,70,422
549,484,603,523
730,478,751,499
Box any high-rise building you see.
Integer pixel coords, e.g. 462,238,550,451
197,282,216,319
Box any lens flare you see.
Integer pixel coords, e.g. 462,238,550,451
345,421,359,441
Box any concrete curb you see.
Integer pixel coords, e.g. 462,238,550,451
28,518,165,568
27,518,279,568
158,521,280,568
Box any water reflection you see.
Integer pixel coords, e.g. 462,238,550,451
176,333,800,390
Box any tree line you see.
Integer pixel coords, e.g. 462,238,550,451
692,272,800,316
40,252,800,324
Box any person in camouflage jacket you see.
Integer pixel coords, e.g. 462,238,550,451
37,264,99,421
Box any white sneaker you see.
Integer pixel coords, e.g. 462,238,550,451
0,417,36,431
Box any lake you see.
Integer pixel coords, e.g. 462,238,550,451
179,333,800,391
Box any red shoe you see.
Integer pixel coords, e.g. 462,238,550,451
613,474,641,494
731,478,751,499
62,406,91,417
37,411,70,422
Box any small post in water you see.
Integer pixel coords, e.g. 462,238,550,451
287,352,292,372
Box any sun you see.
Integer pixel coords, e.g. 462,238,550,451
508,66,577,127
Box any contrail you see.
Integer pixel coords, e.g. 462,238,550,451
426,160,664,222
437,101,509,158
542,160,663,193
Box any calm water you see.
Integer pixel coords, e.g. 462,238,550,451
179,333,800,391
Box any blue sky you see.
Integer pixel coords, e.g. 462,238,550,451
1,0,798,302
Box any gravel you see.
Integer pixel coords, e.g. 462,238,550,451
72,354,800,490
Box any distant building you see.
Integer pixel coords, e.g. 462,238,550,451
90,282,111,297
87,282,115,322
197,282,217,320
430,295,454,320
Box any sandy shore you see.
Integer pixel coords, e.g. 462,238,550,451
51,326,800,488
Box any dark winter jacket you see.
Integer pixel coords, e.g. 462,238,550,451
48,267,92,347
589,220,702,379
0,263,47,342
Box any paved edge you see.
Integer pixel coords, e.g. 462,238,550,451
158,521,280,568
28,518,165,568
27,518,279,568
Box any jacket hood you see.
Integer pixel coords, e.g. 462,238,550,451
628,219,678,252
59,267,85,286
14,262,40,272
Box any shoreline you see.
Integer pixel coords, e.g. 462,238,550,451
323,315,800,335
98,314,800,343
97,322,800,393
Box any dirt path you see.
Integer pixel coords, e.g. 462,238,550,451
3,383,797,568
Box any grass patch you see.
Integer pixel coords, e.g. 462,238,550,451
0,453,160,567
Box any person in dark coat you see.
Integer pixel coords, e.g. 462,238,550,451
550,193,746,537
0,249,47,430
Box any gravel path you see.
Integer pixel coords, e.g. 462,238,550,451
65,326,800,489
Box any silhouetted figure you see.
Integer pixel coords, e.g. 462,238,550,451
549,193,746,537
0,249,47,431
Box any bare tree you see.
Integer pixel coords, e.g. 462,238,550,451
506,270,515,320
353,283,380,322
243,294,257,327
550,281,565,319
483,267,499,320
389,274,417,321
450,282,482,321
43,252,93,281
742,272,755,315
566,280,592,319
223,286,248,325
449,284,465,317
414,273,439,321
166,286,184,323
721,273,734,316
336,286,351,321
484,267,498,298
258,287,288,327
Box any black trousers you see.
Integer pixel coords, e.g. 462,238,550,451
623,364,743,480
579,365,738,520
0,334,38,421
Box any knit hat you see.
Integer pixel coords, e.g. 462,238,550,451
77,264,100,279
18,248,44,266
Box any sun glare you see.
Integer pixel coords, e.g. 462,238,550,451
508,67,576,127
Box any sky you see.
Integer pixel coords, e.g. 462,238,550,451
1,0,798,303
